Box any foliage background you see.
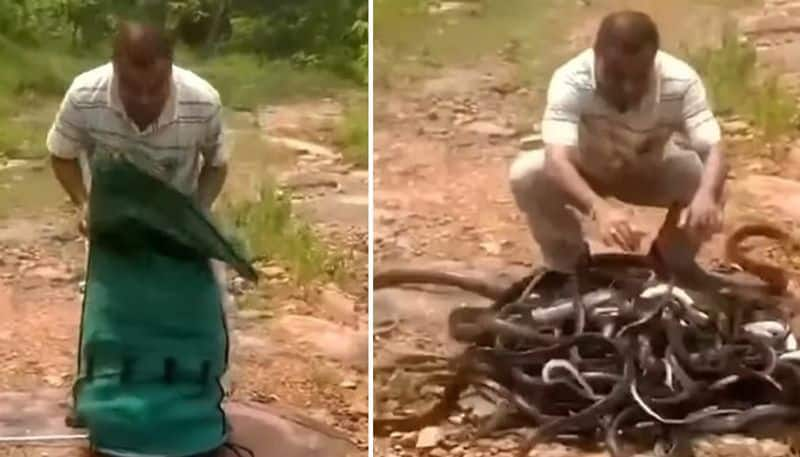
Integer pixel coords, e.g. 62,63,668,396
0,0,367,84
0,0,368,160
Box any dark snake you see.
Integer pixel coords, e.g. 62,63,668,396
373,224,800,455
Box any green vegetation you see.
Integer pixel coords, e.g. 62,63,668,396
0,35,101,159
0,0,367,160
375,0,568,85
684,23,799,138
184,53,353,110
336,97,369,169
216,184,349,285
0,0,367,82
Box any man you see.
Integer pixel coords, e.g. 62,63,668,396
509,11,727,276
48,21,228,221
46,20,235,424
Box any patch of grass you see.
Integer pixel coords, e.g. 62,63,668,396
178,51,357,110
683,23,799,138
0,39,360,160
336,96,368,169
215,183,348,285
375,0,568,83
0,37,104,160
0,105,46,160
0,36,103,97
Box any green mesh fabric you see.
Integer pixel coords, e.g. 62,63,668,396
73,150,256,457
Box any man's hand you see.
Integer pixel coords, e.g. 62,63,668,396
593,201,646,252
678,142,727,242
50,156,89,236
679,190,723,242
545,146,645,252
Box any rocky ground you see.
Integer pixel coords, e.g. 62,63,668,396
0,100,368,456
374,1,800,456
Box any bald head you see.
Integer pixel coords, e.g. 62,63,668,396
592,11,659,113
113,20,174,63
594,11,659,56
112,21,174,131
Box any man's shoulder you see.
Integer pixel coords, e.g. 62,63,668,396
656,50,702,86
551,49,595,89
173,65,222,107
65,62,113,102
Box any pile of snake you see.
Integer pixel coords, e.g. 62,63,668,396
374,224,800,456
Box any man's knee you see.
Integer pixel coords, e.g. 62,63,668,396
664,148,704,206
509,149,547,205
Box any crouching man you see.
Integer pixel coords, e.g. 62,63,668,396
509,11,727,276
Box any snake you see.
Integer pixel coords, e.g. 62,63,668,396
689,404,800,433
374,223,795,299
373,223,800,453
724,223,798,295
605,405,650,457
373,268,514,301
517,354,634,457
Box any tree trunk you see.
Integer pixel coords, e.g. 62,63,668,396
203,0,229,57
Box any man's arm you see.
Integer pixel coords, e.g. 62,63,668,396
696,143,726,203
544,145,603,216
677,74,728,238
46,88,91,208
682,77,727,203
196,102,229,210
539,69,603,216
197,162,228,210
52,156,87,206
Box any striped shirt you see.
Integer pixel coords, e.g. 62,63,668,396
541,49,721,180
46,62,228,196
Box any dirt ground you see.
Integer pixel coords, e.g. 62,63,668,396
0,101,368,456
373,0,800,456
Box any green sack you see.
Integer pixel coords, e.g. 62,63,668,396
73,150,256,457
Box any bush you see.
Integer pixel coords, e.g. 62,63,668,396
0,1,365,159
0,1,367,83
336,97,368,169
224,0,367,84
182,52,352,109
216,184,347,284
684,22,799,137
